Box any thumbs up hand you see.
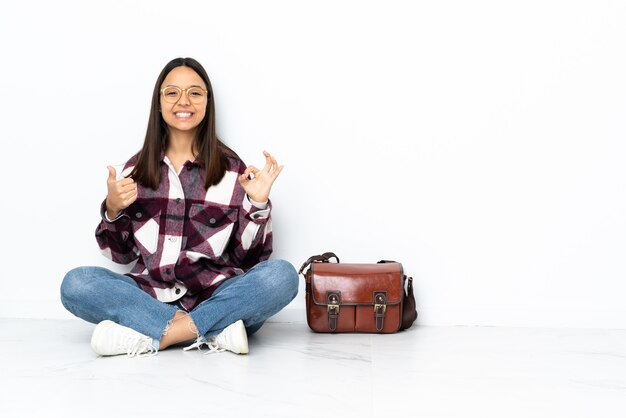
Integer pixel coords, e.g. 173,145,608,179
105,166,137,220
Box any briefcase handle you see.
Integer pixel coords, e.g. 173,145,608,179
298,252,340,275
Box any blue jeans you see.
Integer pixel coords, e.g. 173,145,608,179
60,259,299,348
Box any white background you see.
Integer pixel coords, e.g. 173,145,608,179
0,0,624,328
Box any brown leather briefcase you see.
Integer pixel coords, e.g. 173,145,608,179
299,252,417,333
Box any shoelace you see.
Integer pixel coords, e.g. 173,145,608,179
183,337,225,354
205,340,226,354
125,337,157,358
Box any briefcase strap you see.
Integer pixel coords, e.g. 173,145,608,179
326,292,340,332
298,252,340,275
374,292,387,331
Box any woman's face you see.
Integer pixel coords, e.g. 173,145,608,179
160,66,208,136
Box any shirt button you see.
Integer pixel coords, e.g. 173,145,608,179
187,165,193,171
175,288,181,295
165,268,171,274
169,236,177,242
209,218,216,225
135,213,142,219
176,198,182,203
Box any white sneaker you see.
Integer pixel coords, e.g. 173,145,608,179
183,320,249,355
91,320,156,357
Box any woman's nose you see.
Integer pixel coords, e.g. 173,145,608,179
178,92,190,105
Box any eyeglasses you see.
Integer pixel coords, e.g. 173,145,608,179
160,86,209,104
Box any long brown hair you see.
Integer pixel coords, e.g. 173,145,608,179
130,57,234,189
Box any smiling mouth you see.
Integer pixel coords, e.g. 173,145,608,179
175,112,193,118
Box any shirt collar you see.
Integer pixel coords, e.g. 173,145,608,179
160,151,206,168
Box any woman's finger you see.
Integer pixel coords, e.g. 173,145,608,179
120,189,137,203
244,165,260,178
118,178,135,187
272,165,284,179
262,151,273,172
122,193,137,208
120,182,137,193
270,155,279,173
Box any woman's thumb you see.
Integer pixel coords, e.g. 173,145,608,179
107,166,117,181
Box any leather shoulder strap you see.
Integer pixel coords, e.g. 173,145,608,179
298,252,340,275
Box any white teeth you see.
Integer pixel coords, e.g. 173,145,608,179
175,112,192,117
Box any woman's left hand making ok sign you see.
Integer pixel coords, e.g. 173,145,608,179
238,150,284,203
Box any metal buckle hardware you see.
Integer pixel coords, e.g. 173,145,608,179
374,303,386,313
328,293,340,313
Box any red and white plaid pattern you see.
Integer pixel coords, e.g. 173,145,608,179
96,153,272,311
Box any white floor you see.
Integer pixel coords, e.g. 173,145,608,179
2,318,626,418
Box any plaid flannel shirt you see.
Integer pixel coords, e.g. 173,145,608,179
96,153,273,311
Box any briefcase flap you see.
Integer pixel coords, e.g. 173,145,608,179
310,262,403,306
